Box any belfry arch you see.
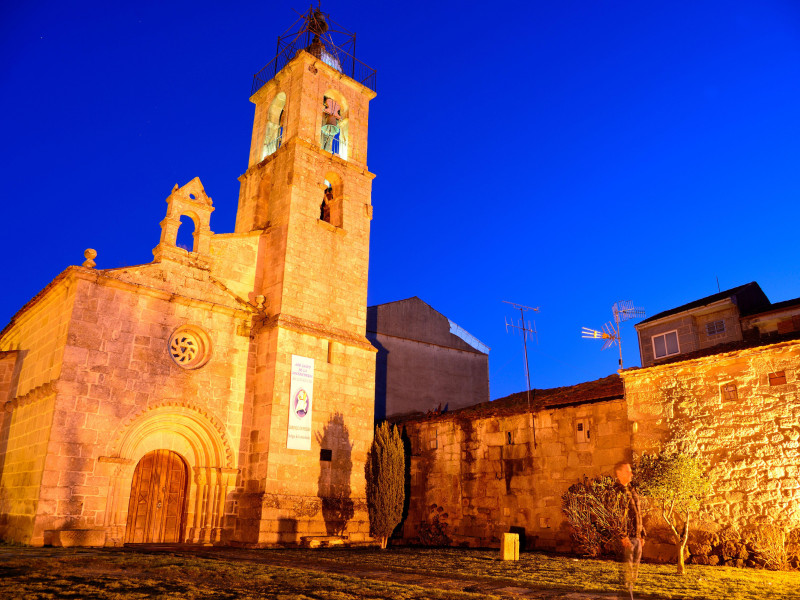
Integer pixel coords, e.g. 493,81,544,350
321,89,349,159
103,403,238,545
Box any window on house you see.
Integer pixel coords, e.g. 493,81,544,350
320,449,332,462
722,383,737,400
706,320,726,336
769,371,787,386
777,319,797,335
506,431,513,445
652,330,680,359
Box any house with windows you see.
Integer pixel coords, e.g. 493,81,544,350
634,282,800,367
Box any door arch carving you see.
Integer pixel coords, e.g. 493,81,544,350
124,449,188,544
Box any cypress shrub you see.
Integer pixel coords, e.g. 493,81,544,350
365,422,405,549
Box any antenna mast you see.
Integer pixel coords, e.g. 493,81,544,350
504,300,540,447
582,300,645,369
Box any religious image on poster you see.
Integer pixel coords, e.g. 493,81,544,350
287,355,314,450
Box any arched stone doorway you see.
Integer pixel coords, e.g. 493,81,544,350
124,449,188,544
102,402,237,546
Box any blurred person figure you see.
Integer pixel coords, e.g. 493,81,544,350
615,461,646,600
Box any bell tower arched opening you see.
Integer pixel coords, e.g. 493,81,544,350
321,91,348,160
262,92,286,160
176,214,197,252
235,8,378,544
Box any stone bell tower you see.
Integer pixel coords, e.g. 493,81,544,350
232,8,378,544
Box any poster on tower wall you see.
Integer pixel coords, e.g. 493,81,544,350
287,355,314,450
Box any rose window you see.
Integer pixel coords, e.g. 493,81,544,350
168,326,211,369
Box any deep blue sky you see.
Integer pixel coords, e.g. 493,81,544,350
2,1,799,400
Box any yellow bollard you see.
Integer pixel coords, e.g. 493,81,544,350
501,532,519,560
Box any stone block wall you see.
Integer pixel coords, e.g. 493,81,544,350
400,398,630,551
39,272,252,546
0,394,56,543
0,351,17,403
695,306,741,350
281,142,373,337
209,231,263,302
235,323,375,545
637,304,743,368
0,274,76,543
623,339,800,533
0,276,75,397
400,339,800,560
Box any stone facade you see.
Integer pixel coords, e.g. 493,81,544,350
399,377,630,550
400,339,800,560
0,46,378,547
624,339,800,533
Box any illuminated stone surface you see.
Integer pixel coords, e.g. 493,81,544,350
401,339,799,560
0,49,377,547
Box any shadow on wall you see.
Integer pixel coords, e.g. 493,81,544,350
277,517,298,544
365,324,388,422
316,413,354,535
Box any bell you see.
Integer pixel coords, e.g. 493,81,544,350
321,123,340,137
324,114,339,127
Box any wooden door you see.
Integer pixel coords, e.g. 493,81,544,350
125,450,187,544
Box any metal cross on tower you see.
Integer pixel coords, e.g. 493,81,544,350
504,300,540,447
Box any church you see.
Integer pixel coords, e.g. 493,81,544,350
0,9,378,547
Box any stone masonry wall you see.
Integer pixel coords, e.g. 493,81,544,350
0,276,76,543
240,326,375,545
401,339,800,560
0,394,56,543
0,351,17,403
623,340,800,534
401,399,630,551
0,276,76,397
209,231,263,302
39,274,252,546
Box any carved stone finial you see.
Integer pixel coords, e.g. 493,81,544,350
172,183,179,192
83,248,97,268
255,295,266,310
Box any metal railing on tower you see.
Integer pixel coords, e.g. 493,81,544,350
251,6,377,96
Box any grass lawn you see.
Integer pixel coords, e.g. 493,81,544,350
0,546,798,600
260,547,800,599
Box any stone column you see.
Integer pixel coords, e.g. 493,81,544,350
189,468,206,543
199,467,214,545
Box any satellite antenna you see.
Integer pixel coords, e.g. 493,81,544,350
582,300,645,369
504,300,540,447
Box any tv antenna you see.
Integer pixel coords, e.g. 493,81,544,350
581,300,645,369
504,300,540,447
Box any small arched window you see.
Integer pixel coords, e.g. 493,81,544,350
320,174,343,228
262,92,286,160
320,181,333,223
